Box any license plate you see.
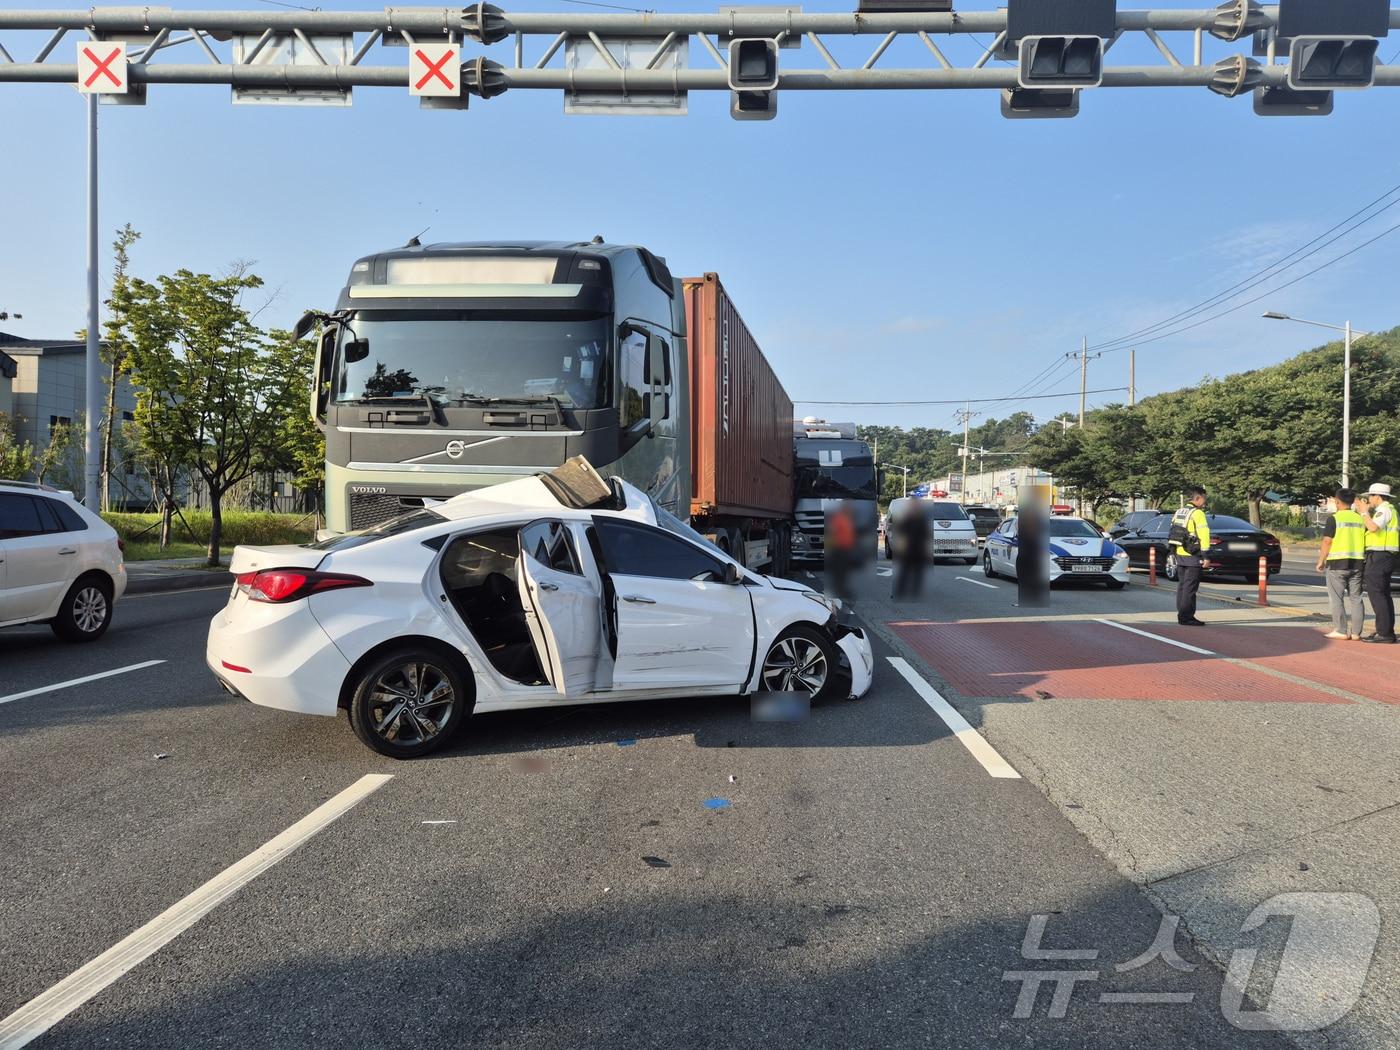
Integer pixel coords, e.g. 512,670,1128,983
1226,541,1257,553
1071,564,1101,573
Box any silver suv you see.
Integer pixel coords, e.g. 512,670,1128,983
0,482,127,641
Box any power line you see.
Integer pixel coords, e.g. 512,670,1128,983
1088,180,1400,353
794,385,1129,407
1096,218,1400,355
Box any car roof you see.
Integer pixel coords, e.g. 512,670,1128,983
0,480,77,499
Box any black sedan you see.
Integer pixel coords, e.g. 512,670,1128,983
1115,513,1283,582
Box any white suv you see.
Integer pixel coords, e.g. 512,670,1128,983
0,482,126,641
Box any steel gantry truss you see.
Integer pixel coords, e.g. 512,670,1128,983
2,2,1399,117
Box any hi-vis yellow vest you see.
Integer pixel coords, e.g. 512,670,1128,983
1327,509,1367,561
1365,500,1400,553
1171,507,1209,557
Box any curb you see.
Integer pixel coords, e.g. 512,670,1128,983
126,571,230,595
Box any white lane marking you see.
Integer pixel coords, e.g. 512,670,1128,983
1096,618,1216,657
876,567,893,577
0,773,393,1050
0,660,167,707
887,657,1021,780
956,576,998,590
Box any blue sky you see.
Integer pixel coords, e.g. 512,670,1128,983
2,0,1399,430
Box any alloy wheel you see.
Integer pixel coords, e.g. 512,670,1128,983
73,587,108,634
1165,553,1179,581
366,661,457,746
762,637,829,694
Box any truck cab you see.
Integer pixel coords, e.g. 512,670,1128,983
790,419,878,565
305,240,687,534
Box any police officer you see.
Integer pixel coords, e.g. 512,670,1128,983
1358,482,1398,643
1170,486,1210,626
1314,487,1366,640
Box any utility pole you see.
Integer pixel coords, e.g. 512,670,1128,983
955,402,978,507
1079,336,1088,426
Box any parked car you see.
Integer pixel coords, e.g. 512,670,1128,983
963,505,1002,546
1115,513,1283,581
208,459,874,759
883,498,978,564
0,481,126,641
983,514,1130,589
1108,509,1165,537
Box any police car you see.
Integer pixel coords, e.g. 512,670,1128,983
983,514,1130,589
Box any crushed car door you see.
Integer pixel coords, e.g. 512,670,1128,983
516,519,604,697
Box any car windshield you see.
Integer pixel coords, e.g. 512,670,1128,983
304,507,447,551
1047,518,1102,538
332,314,610,409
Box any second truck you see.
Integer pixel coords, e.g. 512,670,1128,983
299,240,795,574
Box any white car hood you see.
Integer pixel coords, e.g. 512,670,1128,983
1047,536,1114,558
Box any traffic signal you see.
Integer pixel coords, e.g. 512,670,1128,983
1287,37,1380,89
728,38,779,121
1018,36,1105,89
1000,87,1080,119
1253,84,1335,116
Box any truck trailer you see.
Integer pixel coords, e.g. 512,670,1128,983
298,240,794,573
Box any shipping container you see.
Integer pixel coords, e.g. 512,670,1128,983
682,273,794,522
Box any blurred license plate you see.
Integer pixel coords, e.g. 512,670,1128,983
1226,541,1256,553
1071,564,1100,573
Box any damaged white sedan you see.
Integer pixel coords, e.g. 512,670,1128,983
208,459,873,758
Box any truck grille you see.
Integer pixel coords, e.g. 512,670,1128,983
349,492,425,530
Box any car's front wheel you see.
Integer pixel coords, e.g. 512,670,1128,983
761,625,841,701
50,575,113,642
349,648,471,759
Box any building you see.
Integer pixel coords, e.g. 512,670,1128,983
0,332,147,505
0,348,15,417
930,464,1054,509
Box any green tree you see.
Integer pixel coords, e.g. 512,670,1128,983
100,223,141,511
121,269,283,565
262,327,326,505
0,412,35,479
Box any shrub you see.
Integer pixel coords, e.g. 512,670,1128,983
102,510,315,546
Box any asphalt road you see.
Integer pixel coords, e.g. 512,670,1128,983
0,571,1390,1048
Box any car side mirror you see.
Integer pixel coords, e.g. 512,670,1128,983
343,338,370,364
722,562,741,585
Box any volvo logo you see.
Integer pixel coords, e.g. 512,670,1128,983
445,440,466,459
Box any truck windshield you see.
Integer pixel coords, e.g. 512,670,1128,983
795,464,877,501
332,315,610,409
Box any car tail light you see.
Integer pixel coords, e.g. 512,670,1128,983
117,537,126,556
1264,538,1281,547
234,568,372,603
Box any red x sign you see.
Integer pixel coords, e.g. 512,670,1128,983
410,43,459,98
77,42,129,94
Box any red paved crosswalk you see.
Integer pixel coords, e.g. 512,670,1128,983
887,619,1385,704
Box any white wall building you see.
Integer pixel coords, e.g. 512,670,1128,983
931,464,1053,508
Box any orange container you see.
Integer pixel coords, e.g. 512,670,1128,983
682,273,794,520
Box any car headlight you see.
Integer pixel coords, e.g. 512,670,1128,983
1113,550,1128,560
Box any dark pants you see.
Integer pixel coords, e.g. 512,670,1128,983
1364,551,1396,638
894,557,927,599
1176,557,1202,623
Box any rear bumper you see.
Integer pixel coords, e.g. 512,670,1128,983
206,600,350,717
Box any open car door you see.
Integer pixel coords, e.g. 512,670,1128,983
516,519,604,697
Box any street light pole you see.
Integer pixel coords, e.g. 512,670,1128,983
84,93,101,510
1263,312,1369,490
1343,319,1352,489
